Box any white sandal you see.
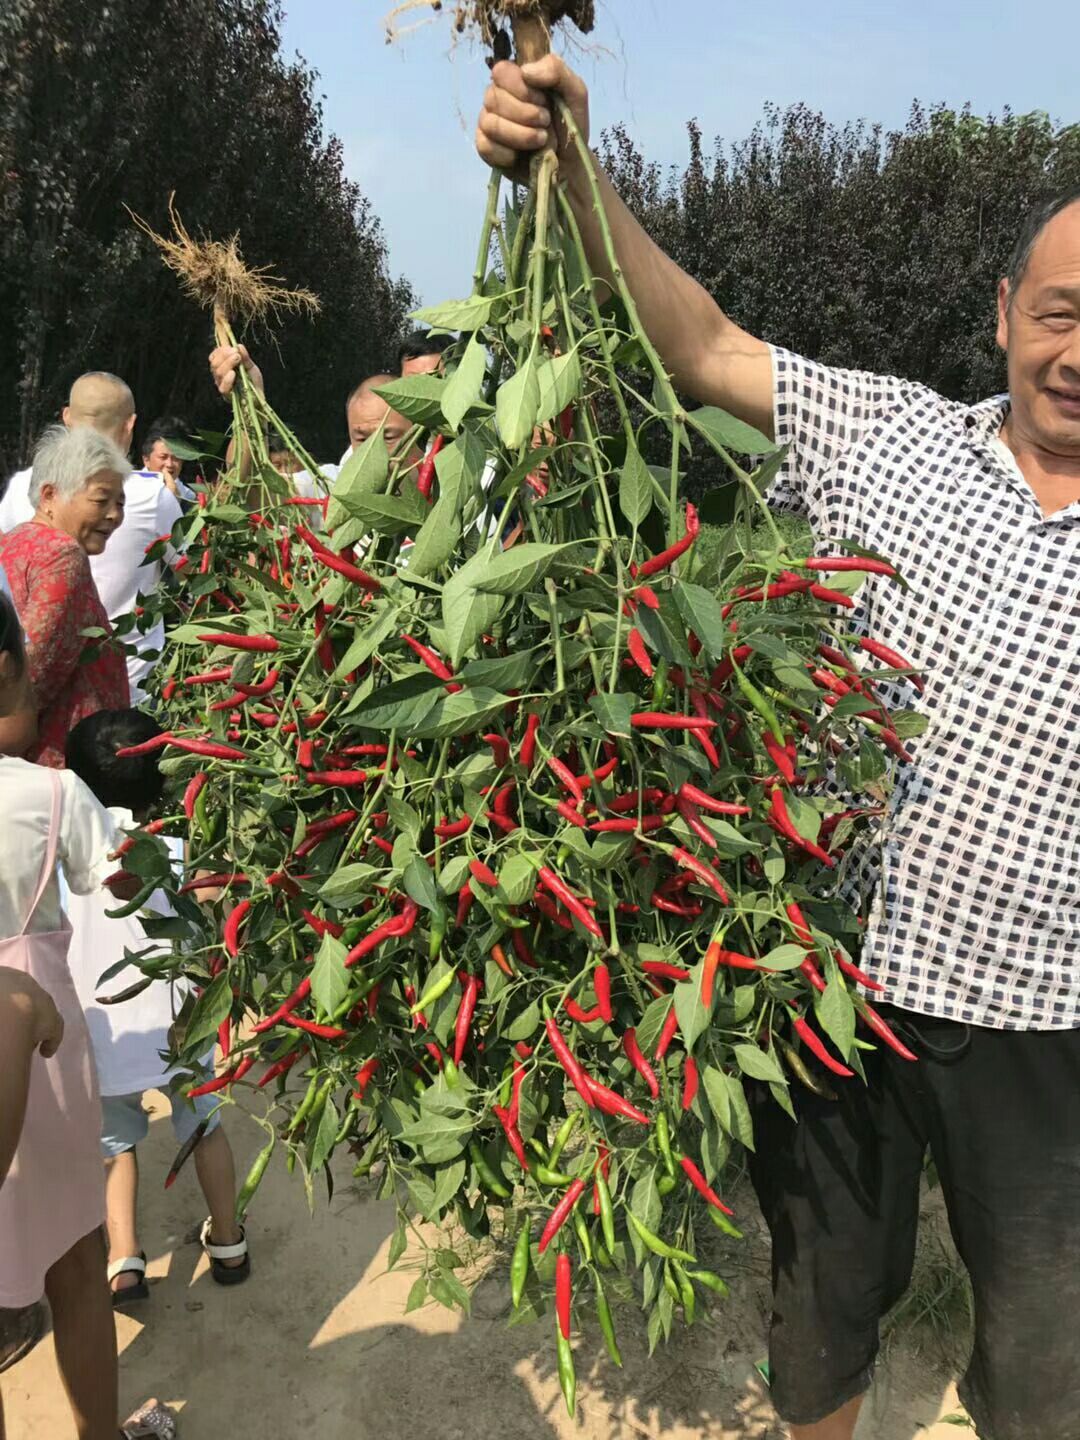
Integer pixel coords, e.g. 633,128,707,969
108,1253,149,1307
199,1217,250,1286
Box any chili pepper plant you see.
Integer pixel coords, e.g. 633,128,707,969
122,4,926,1408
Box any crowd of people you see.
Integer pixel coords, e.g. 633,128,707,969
0,330,449,1440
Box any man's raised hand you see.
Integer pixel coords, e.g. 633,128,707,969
476,55,590,179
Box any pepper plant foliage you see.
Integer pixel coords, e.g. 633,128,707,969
130,128,923,1380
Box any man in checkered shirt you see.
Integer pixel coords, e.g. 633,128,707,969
479,58,1080,1440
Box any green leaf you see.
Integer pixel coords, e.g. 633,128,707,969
619,442,652,527
310,934,349,1017
374,374,447,427
413,295,493,332
636,995,673,1056
441,332,489,429
701,1064,732,1134
459,647,542,692
495,351,541,451
403,857,440,912
347,672,445,731
673,581,729,660
734,1043,786,1085
506,1001,540,1043
344,490,428,536
761,943,812,972
408,1158,467,1221
329,430,389,519
410,686,512,741
687,405,776,457
498,853,537,906
674,963,712,1052
430,1268,471,1314
889,709,929,739
442,555,505,668
701,818,761,857
405,495,461,578
309,1096,339,1175
815,976,856,1058
629,1172,662,1266
319,863,381,909
722,1072,755,1150
332,604,400,681
536,350,581,426
589,691,634,737
474,542,570,595
404,1275,429,1313
438,854,472,895
387,1214,408,1269
182,974,231,1053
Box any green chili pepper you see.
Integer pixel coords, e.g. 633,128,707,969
548,1109,582,1170
469,1141,511,1199
194,784,215,845
494,905,530,929
732,660,785,744
511,1217,531,1309
411,969,455,1015
234,1132,274,1221
672,1260,696,1324
533,1164,575,1187
651,659,669,710
573,1212,592,1263
594,1241,613,1269
594,1274,622,1366
428,903,448,962
528,1136,549,1161
707,1208,745,1240
627,1211,696,1263
663,1261,681,1302
288,1073,321,1134
657,1173,677,1197
655,1111,676,1178
687,1268,730,1298
780,1040,838,1100
596,1172,616,1255
334,1107,357,1146
352,1136,383,1177
104,878,158,920
556,1328,576,1418
442,1057,460,1088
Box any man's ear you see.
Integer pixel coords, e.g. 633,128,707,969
996,277,1011,354
61,405,72,428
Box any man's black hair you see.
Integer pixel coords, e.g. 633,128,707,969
66,709,166,814
1007,187,1080,298
141,414,191,461
396,329,455,368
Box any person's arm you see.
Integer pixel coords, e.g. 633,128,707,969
0,967,63,1186
209,344,264,485
56,770,127,897
476,57,774,437
19,544,95,711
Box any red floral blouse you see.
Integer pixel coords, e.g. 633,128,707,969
0,522,130,767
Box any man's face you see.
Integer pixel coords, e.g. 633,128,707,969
347,392,413,453
402,352,443,378
145,439,183,479
42,470,126,555
997,201,1080,457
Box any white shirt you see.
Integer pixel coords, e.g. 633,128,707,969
0,468,32,532
64,826,190,1095
90,469,183,702
0,759,119,938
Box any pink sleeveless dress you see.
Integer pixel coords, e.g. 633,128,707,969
0,770,105,1307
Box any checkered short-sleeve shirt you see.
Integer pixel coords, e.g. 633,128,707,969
768,346,1080,1031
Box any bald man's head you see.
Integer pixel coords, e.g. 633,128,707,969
63,372,136,453
345,374,412,453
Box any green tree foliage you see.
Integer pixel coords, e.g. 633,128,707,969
0,0,414,471
600,104,1080,404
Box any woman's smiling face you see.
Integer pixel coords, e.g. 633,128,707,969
39,469,126,555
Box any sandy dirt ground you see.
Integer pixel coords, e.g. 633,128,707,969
4,1089,973,1439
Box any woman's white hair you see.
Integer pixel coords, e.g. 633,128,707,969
29,424,130,506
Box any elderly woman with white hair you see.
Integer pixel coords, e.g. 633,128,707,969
0,426,130,767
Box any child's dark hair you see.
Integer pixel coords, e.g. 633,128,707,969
0,591,25,677
66,709,165,814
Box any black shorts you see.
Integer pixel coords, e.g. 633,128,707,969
746,1007,1080,1438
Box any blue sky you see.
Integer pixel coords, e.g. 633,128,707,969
281,1,1079,307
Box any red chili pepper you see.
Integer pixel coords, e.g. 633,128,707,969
484,732,512,767
493,1103,530,1171
557,800,588,829
564,998,602,1024
184,668,234,687
763,733,797,784
547,755,585,803
606,788,665,814
305,770,369,787
856,636,924,691
671,847,730,903
594,964,613,1024
283,1015,348,1040
791,1013,855,1076
591,815,664,834
630,713,715,732
456,884,475,928
178,873,249,894
676,796,718,850
584,1074,650,1125
197,632,281,652
545,1017,596,1109
642,961,691,983
257,1047,306,1087
435,814,473,840
857,1000,918,1061
169,736,250,762
808,583,855,609
187,1059,253,1098
114,732,173,758
627,627,654,678
537,868,603,940
834,952,884,992
555,1253,573,1338
655,1006,680,1059
293,738,314,770
678,783,750,817
622,1028,660,1098
402,633,458,687
182,772,208,821
682,1055,699,1111
470,859,499,888
538,1180,587,1255
519,712,541,768
300,909,344,940
486,810,518,835
453,974,480,1064
511,929,536,969
535,891,573,930
295,525,382,592
631,502,700,580
769,788,836,868
590,757,619,785
223,899,251,959
416,433,446,500
802,555,897,577
652,894,704,918
353,1058,381,1100
509,1058,528,1127
680,1155,735,1215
